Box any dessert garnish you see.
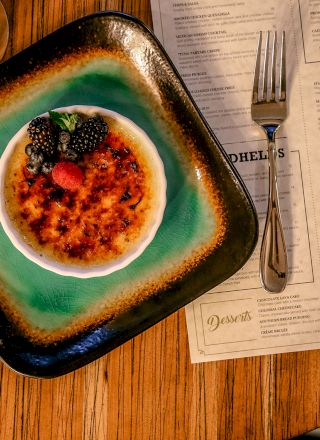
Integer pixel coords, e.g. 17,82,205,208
51,161,83,190
24,111,108,183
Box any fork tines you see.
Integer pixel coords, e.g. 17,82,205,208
252,30,286,104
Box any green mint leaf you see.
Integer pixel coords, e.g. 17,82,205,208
49,111,68,130
49,111,78,134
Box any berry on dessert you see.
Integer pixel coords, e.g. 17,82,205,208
52,161,83,190
41,162,54,174
29,151,44,165
69,116,108,153
25,143,38,157
57,142,68,153
26,161,41,174
25,110,109,180
27,117,57,157
58,130,71,145
64,148,79,161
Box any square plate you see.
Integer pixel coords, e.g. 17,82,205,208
0,12,258,377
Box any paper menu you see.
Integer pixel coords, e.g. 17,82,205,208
150,0,320,362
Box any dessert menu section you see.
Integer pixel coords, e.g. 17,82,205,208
151,0,320,361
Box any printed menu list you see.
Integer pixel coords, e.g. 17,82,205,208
151,0,320,362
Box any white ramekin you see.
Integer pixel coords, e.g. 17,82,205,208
0,105,167,278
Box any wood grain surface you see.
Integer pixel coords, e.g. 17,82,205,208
0,1,320,439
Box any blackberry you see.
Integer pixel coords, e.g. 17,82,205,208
70,116,108,153
27,117,57,157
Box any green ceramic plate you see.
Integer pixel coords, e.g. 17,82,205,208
0,12,258,377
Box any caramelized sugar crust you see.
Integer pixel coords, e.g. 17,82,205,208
5,127,154,266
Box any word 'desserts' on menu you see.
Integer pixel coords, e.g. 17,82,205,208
207,310,252,332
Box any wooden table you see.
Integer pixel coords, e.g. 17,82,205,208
0,1,320,439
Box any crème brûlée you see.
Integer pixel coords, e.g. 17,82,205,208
4,117,162,268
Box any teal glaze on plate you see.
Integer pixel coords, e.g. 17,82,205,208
0,57,218,332
0,13,257,377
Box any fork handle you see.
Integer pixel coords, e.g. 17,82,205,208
260,126,288,293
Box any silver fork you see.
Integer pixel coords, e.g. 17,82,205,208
251,30,288,293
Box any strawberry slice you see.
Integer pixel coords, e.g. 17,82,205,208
52,161,83,190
